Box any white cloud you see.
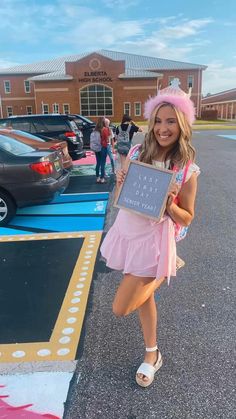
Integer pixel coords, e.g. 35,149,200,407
158,18,213,40
202,61,236,94
56,17,143,49
0,59,20,69
103,0,139,8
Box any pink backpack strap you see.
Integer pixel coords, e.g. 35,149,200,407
182,160,192,185
173,160,192,186
127,143,142,160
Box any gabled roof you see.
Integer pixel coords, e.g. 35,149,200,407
119,69,162,79
202,88,236,103
0,49,207,77
29,72,73,81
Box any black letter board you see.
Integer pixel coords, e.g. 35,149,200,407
114,160,175,222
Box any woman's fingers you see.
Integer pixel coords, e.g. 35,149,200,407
116,169,126,185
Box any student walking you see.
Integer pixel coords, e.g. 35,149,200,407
101,79,200,387
104,118,115,174
91,117,110,184
115,114,142,170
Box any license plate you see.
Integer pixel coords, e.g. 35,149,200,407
54,160,61,172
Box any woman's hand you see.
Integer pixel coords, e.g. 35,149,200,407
116,169,126,187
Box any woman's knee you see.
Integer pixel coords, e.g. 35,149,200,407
112,299,129,317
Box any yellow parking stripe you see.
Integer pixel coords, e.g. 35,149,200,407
0,231,102,363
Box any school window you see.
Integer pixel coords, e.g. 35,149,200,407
24,80,31,93
7,106,13,116
26,106,32,115
63,103,70,114
187,75,194,88
42,104,49,114
134,102,141,117
124,102,131,115
4,80,11,93
168,76,175,85
80,84,113,116
52,103,59,113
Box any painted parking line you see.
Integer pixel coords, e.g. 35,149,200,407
0,231,101,363
218,134,236,140
8,215,105,232
17,201,107,215
0,192,109,236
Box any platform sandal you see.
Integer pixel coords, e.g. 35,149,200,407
136,345,163,388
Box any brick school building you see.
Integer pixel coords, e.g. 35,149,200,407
201,88,236,120
0,49,207,122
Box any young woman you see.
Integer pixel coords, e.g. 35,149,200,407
104,118,115,174
100,80,200,387
94,117,110,184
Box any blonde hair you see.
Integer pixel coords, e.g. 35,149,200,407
139,103,196,169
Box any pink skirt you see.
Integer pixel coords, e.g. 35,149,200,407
100,209,176,283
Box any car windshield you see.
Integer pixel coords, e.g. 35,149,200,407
11,130,45,142
0,134,36,155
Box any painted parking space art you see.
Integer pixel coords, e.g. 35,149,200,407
0,231,101,363
0,192,109,236
218,134,236,141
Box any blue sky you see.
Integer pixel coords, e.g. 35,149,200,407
1,0,236,95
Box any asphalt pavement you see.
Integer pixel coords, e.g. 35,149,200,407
63,131,236,419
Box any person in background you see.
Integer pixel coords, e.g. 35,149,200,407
94,117,110,184
115,114,142,169
104,118,115,174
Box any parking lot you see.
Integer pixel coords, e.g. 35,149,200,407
0,131,235,418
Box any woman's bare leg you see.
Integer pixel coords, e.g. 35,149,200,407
119,154,127,170
137,293,158,382
112,274,166,383
112,274,157,316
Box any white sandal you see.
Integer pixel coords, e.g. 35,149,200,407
136,345,163,388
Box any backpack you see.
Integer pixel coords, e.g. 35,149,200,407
173,160,192,242
116,124,132,155
90,130,102,152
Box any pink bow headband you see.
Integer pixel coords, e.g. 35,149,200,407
144,82,196,126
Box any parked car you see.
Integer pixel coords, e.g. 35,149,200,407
0,128,72,170
71,114,117,148
0,114,85,161
0,133,69,226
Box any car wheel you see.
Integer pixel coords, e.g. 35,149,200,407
0,191,16,226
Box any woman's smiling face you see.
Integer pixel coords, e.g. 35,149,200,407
153,105,181,150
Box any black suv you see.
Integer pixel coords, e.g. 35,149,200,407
71,114,116,148
0,114,85,161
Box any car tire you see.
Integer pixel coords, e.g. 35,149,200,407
0,191,16,226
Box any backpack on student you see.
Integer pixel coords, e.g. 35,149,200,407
116,124,132,155
90,130,102,152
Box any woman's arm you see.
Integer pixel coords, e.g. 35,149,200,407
114,156,130,201
166,173,198,226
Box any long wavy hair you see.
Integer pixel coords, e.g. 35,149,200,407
139,103,196,169
95,117,105,133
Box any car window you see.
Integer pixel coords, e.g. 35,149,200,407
11,130,45,142
74,115,93,124
31,120,49,133
9,120,32,131
38,118,70,131
0,134,36,155
69,120,79,131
